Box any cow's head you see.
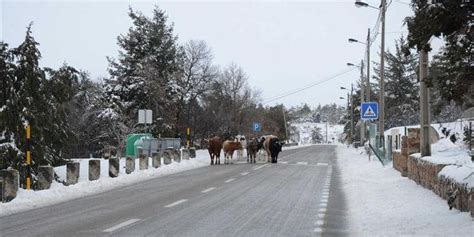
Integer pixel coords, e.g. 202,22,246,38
235,141,243,150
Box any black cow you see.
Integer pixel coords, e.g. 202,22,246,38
269,137,284,163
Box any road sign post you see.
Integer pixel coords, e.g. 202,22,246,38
253,122,261,133
138,109,153,133
361,102,379,121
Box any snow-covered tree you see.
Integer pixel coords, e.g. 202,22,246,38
311,127,324,144
406,0,473,108
374,36,420,128
105,6,182,145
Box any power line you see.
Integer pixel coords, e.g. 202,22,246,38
262,67,358,105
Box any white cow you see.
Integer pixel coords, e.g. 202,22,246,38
235,135,247,161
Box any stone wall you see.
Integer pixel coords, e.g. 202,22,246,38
407,155,447,191
407,155,473,215
438,171,473,213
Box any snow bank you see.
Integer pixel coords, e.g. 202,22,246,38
410,138,473,166
438,165,474,189
337,145,473,236
0,150,211,217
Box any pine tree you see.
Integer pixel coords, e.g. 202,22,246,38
373,36,420,128
104,6,182,147
0,42,16,169
311,127,324,144
405,0,473,107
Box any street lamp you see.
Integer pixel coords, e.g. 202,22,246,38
347,60,367,144
340,85,354,145
348,38,366,45
355,0,380,10
355,0,386,146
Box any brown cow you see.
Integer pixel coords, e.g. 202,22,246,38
207,136,223,165
246,138,259,163
223,140,243,164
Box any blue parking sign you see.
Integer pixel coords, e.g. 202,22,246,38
361,102,378,120
253,122,261,132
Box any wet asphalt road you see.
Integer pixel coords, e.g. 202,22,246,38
0,145,348,237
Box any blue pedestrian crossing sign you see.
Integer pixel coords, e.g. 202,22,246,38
253,122,262,132
361,102,379,120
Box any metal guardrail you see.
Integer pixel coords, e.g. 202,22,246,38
140,138,181,156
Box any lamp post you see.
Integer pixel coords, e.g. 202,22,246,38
355,0,386,149
341,85,354,145
347,61,366,144
348,32,371,102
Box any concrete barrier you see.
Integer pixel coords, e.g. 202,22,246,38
152,152,161,168
182,149,190,160
88,160,100,181
66,162,80,185
126,156,135,174
189,147,196,158
172,149,181,163
139,154,148,170
37,165,54,190
0,169,19,203
163,150,173,165
109,158,119,178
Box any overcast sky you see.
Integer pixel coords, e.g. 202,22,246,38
2,0,424,108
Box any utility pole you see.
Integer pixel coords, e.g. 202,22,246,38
350,84,354,145
326,121,328,144
420,49,431,156
282,107,289,142
360,59,365,144
379,0,387,152
366,28,371,102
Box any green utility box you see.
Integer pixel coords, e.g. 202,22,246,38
126,133,152,157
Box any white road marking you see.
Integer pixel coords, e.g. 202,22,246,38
225,178,236,183
317,162,329,166
321,198,328,202
201,187,216,193
314,227,323,233
296,161,308,165
164,199,187,208
103,218,140,233
318,208,326,212
253,164,269,170
317,213,326,218
240,172,249,176
315,220,325,226
322,195,329,199
279,161,289,164
319,203,328,207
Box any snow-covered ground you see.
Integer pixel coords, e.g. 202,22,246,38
0,149,212,217
290,122,344,144
337,145,473,236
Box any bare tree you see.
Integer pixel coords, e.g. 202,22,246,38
175,40,218,136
